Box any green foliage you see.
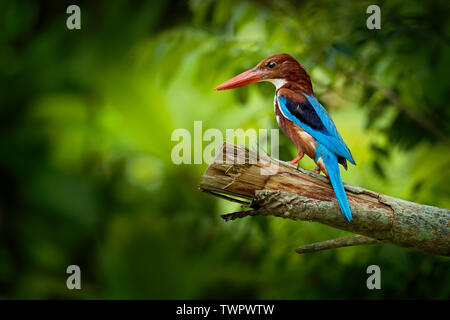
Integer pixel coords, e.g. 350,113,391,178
0,0,448,299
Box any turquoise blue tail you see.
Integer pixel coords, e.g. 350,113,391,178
320,146,352,221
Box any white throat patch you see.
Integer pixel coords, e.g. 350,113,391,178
265,78,287,90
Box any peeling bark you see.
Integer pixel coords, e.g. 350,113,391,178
199,143,450,256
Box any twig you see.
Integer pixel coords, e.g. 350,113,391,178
201,190,250,205
295,235,382,254
221,210,255,221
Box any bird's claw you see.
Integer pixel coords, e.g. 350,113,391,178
288,153,304,166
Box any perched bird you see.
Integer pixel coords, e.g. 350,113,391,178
215,53,355,221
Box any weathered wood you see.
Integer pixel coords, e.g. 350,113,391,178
199,143,450,256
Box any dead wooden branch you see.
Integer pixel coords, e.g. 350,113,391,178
199,143,450,256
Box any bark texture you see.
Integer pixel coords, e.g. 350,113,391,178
199,143,450,256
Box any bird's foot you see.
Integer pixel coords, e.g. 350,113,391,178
288,153,304,166
313,166,320,174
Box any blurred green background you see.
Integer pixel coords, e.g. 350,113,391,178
0,0,449,299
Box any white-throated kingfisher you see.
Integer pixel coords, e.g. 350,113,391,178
215,53,355,221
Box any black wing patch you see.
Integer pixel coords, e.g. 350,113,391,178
338,156,348,170
281,95,327,132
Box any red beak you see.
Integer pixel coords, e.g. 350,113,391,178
215,69,264,90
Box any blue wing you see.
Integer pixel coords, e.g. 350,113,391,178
277,93,355,164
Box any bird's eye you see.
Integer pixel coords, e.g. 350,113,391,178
267,61,276,69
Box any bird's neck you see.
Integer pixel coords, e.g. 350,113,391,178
265,79,288,90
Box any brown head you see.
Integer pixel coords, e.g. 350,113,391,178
215,53,313,94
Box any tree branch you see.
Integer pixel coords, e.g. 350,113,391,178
199,143,450,256
295,235,382,254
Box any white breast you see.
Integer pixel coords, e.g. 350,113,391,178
273,94,278,113
266,78,288,124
